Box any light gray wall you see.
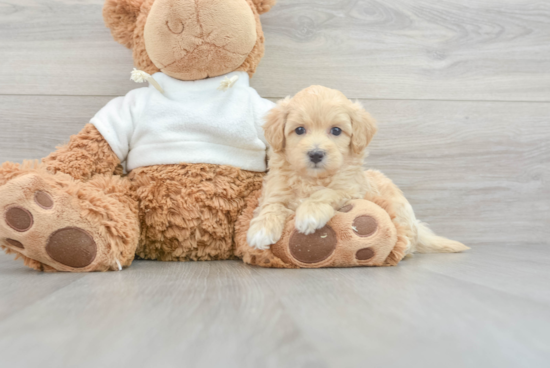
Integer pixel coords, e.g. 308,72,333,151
1,0,548,247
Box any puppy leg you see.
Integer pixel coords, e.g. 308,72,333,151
247,204,292,250
295,201,335,235
365,170,469,254
390,196,469,253
415,221,470,253
247,166,294,249
295,188,356,235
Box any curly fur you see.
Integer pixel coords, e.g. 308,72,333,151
1,0,464,271
0,161,139,272
247,86,378,249
103,0,146,48
234,187,411,268
234,190,297,268
0,134,266,270
128,163,264,261
248,86,468,255
43,124,123,181
0,0,278,272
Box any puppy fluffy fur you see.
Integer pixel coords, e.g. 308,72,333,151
247,85,469,255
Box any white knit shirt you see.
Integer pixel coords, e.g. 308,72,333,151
90,71,275,172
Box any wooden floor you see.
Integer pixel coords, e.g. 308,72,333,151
0,245,549,368
0,0,549,366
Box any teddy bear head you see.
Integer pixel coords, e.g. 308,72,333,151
103,0,276,80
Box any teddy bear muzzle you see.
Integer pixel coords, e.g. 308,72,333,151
144,0,258,80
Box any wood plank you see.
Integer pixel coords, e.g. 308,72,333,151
1,0,549,100
251,255,550,367
0,248,549,367
0,95,548,247
0,258,325,368
0,254,86,321
363,99,550,247
0,95,111,162
0,0,137,96
259,0,550,101
410,244,550,306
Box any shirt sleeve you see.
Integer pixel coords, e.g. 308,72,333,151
89,88,147,163
250,90,276,146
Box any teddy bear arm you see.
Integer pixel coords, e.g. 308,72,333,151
42,123,122,181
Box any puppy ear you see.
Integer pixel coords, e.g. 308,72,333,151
250,0,277,14
263,97,290,153
103,0,146,49
349,101,378,155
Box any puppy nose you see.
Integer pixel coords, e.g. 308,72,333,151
308,150,325,164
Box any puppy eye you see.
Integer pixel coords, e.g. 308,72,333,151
331,127,342,136
295,127,306,135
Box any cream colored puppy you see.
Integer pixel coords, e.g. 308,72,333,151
247,86,468,255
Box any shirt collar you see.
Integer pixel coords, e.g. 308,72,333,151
151,71,250,93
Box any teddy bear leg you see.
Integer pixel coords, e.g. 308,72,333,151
128,164,266,262
234,190,298,268
0,169,139,272
266,199,409,268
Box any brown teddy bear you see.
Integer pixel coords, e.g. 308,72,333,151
0,0,412,272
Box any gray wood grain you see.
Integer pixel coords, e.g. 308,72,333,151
411,244,550,305
0,258,325,368
1,1,550,367
0,255,86,321
1,0,549,100
254,255,550,368
1,95,548,247
364,99,550,247
0,246,549,368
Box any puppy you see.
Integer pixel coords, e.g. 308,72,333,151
247,85,468,255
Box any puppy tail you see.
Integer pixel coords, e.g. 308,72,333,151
414,221,470,253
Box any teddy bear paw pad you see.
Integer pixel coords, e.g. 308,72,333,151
35,191,54,209
352,215,378,237
288,225,337,264
0,173,107,272
46,227,97,268
355,247,375,261
5,206,33,232
5,238,24,249
272,199,398,268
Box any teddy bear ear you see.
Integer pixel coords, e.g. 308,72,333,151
103,0,146,48
250,0,277,14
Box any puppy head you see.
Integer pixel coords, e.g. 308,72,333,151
264,85,377,177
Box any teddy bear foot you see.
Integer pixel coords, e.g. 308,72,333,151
269,199,405,268
0,172,138,272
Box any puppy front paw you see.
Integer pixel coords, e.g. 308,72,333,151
295,202,335,235
247,218,284,250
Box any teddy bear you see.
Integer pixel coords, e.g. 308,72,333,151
0,0,410,272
